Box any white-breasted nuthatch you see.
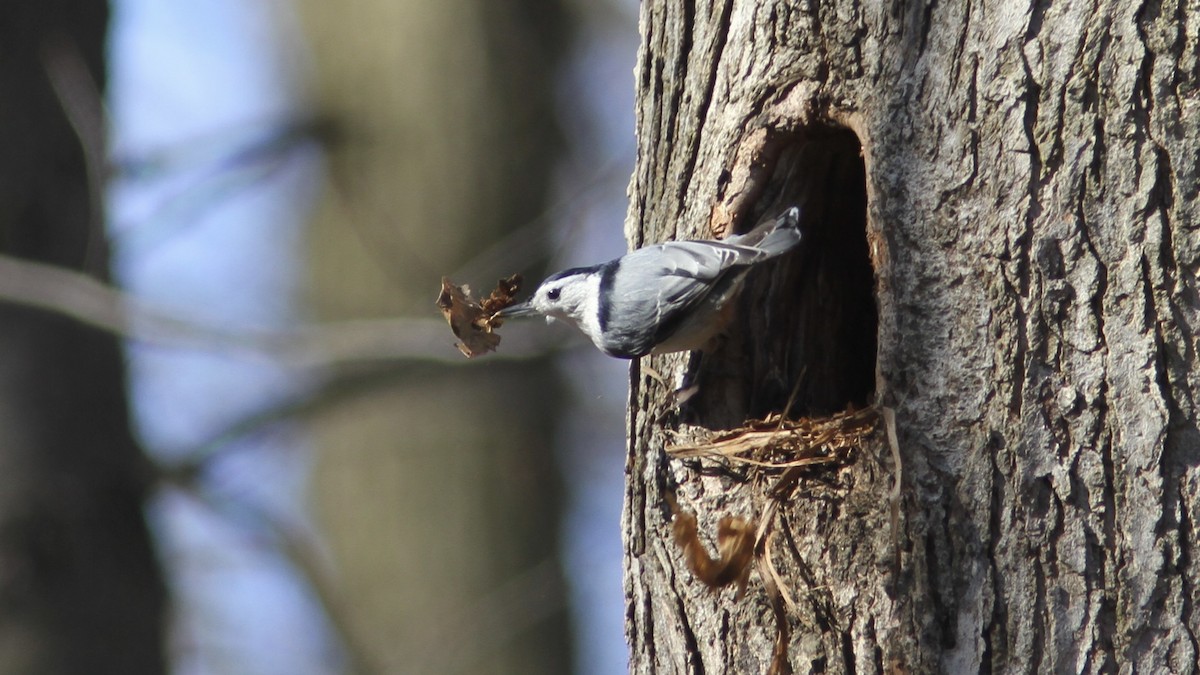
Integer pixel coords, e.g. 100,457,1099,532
497,207,802,358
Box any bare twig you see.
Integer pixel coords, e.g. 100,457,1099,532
42,37,108,274
106,112,333,262
0,253,558,368
167,455,568,675
161,479,378,675
158,363,417,480
450,158,628,283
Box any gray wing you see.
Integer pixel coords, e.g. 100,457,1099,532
596,240,766,357
597,209,802,357
724,206,802,254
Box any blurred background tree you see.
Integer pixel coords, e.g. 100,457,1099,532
1,0,634,673
0,2,166,673
294,1,572,672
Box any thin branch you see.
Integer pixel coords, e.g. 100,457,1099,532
0,252,134,333
112,122,322,258
159,364,415,480
42,36,109,275
449,158,629,283
0,253,558,368
161,477,379,675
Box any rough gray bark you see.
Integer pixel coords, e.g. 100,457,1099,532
624,0,1200,673
0,3,167,674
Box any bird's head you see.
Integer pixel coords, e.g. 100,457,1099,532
495,266,600,329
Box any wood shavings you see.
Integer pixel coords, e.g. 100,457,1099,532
668,496,756,597
435,274,521,358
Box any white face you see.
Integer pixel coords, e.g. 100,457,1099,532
531,275,584,319
529,272,601,337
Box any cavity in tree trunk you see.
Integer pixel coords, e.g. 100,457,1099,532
623,0,1200,672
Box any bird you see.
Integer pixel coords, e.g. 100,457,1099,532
496,207,803,358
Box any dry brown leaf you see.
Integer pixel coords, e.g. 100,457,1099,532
435,274,522,358
670,498,756,596
478,273,522,321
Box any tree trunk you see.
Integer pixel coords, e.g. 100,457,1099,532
624,0,1200,673
0,3,166,674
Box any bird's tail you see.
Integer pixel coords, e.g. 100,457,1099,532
728,206,802,258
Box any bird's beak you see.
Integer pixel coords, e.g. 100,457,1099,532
495,301,539,319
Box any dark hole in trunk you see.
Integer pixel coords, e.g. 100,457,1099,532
691,127,876,425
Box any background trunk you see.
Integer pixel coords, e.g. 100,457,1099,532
625,0,1200,672
294,1,573,673
0,3,166,674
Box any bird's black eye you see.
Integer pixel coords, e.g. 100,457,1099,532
547,287,561,301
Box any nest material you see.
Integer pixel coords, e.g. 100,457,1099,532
665,406,889,675
667,406,879,471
